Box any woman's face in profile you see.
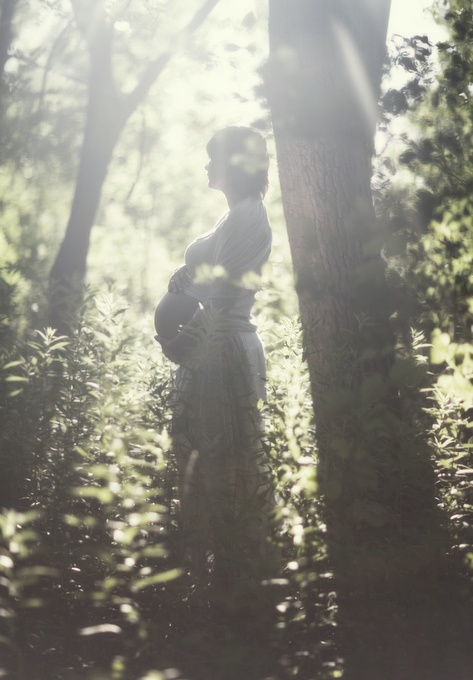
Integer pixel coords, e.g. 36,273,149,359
205,149,228,191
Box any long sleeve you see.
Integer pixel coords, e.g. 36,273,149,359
206,198,272,302
167,196,272,359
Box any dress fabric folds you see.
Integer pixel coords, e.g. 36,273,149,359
171,197,275,583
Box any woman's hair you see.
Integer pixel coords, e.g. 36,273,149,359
206,126,269,198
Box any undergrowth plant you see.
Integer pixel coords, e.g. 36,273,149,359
0,263,471,680
262,316,341,679
427,330,473,573
0,269,341,680
0,290,178,679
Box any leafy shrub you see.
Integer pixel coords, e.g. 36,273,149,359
0,291,179,678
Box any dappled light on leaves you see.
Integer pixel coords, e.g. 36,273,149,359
0,0,473,679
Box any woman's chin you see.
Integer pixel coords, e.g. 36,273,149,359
207,177,224,191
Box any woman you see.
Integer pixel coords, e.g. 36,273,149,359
154,126,274,585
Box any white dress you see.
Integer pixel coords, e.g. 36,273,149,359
180,195,271,401
170,196,275,584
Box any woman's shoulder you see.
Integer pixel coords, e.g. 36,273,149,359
227,196,271,233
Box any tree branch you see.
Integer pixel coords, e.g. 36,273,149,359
70,0,109,53
111,0,134,23
122,0,220,118
36,20,75,123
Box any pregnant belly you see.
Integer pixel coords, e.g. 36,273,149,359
154,291,199,341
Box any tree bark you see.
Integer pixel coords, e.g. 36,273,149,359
274,134,383,380
266,0,394,387
266,2,456,679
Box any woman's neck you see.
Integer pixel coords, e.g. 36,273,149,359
223,190,254,208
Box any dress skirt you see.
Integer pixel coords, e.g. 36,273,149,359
171,329,274,584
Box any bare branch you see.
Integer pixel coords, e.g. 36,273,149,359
122,0,220,118
125,108,147,202
36,20,75,120
111,0,134,23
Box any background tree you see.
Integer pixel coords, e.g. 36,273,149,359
0,4,299,678
377,1,473,345
0,0,17,152
266,2,469,679
1,0,473,678
376,0,473,648
0,0,15,79
49,0,220,332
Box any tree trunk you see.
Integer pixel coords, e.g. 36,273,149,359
48,77,123,333
0,0,15,79
49,0,221,333
266,2,458,679
48,18,123,333
274,134,388,381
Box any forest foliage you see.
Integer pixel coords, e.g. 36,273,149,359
0,1,472,679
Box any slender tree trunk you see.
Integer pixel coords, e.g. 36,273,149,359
0,0,15,119
266,3,459,679
0,0,15,78
49,0,220,333
49,60,123,333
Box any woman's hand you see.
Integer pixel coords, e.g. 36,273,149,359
168,265,191,294
154,334,185,364
160,339,180,364
155,327,197,364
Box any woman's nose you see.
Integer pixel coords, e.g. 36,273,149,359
205,162,210,171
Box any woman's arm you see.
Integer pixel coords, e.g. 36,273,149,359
160,202,271,364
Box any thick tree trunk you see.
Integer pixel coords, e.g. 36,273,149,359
274,134,386,383
266,0,394,389
267,2,458,679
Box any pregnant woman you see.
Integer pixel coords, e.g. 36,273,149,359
154,126,274,585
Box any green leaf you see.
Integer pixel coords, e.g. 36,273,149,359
79,624,122,636
71,487,114,504
431,330,451,364
131,568,182,591
1,360,24,370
